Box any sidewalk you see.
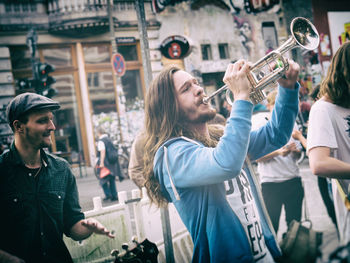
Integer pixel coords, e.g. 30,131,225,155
74,166,139,211
276,160,339,263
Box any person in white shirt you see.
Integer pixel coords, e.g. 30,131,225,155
96,128,119,201
256,90,304,233
307,42,350,245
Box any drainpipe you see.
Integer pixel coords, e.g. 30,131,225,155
135,0,153,90
135,2,175,262
107,0,123,142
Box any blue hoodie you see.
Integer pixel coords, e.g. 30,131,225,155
153,85,299,262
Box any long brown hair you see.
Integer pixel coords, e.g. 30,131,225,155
319,42,350,108
143,66,223,207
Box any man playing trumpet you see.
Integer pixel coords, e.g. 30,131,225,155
143,58,300,262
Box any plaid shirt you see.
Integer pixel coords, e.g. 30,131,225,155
0,142,84,263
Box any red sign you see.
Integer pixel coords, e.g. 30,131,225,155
111,53,126,77
160,35,191,60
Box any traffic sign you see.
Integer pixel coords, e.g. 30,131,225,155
111,53,126,77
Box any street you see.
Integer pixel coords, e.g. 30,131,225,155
74,159,339,262
73,167,138,212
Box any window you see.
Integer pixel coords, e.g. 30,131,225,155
87,72,99,87
22,3,28,12
30,3,37,12
118,45,138,61
201,44,212,61
14,3,19,12
87,71,117,115
218,43,229,59
5,3,11,12
83,42,145,144
10,47,36,70
52,74,82,157
42,47,72,67
83,44,110,64
121,69,143,110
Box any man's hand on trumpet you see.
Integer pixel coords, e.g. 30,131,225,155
223,59,253,102
277,59,300,90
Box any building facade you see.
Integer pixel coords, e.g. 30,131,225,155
2,0,344,168
0,0,161,166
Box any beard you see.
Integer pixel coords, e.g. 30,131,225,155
25,128,52,149
179,106,217,124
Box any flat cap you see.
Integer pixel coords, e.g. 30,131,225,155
6,92,60,125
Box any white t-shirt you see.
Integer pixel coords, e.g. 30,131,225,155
307,99,350,244
225,170,274,262
97,134,108,151
256,115,301,183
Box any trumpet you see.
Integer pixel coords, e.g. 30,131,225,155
203,17,320,105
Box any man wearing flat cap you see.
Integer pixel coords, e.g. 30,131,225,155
0,93,114,263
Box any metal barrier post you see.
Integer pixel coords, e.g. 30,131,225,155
160,206,175,263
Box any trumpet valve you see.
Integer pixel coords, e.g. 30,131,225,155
250,89,266,105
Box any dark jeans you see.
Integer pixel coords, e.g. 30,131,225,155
100,174,118,199
318,176,338,230
262,177,304,233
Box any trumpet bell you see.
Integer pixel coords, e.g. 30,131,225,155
291,17,320,51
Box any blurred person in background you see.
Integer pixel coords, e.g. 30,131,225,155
128,131,146,189
96,127,120,202
294,83,338,230
256,90,304,234
307,42,350,245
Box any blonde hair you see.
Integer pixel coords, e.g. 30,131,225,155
266,90,277,105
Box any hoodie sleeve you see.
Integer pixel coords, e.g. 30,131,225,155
154,100,253,188
247,84,299,161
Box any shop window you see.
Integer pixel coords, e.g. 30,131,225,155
51,74,84,163
87,71,123,142
87,71,117,114
218,43,229,59
118,45,138,61
5,3,11,12
83,44,110,64
22,3,28,12
201,44,212,61
84,42,145,144
42,47,72,67
88,72,99,87
10,47,36,70
14,3,20,12
120,69,143,110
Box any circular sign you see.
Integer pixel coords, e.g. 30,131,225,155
111,53,126,77
160,35,191,59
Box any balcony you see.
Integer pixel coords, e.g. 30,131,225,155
0,0,159,38
48,0,110,37
0,1,49,32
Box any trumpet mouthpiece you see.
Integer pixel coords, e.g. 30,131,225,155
202,97,209,104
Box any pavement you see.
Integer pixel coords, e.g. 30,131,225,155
73,159,340,262
274,159,339,263
72,166,139,211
